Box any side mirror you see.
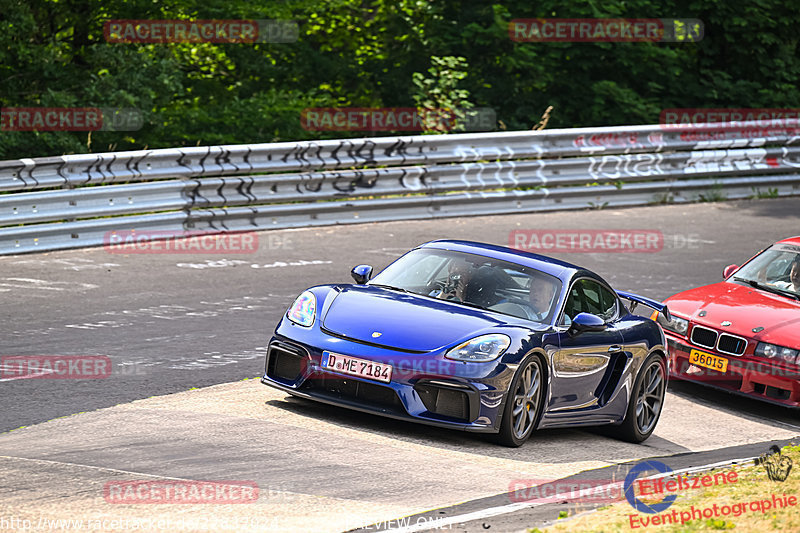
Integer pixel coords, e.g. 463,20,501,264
569,312,606,335
723,264,739,279
351,264,373,284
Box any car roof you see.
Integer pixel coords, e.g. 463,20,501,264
776,236,800,246
419,239,583,281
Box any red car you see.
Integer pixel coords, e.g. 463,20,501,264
655,236,800,407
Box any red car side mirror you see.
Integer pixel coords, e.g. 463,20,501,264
723,264,739,279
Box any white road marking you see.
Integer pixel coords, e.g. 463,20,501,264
0,278,98,291
10,258,120,271
0,364,57,382
0,455,222,481
174,258,332,269
383,455,762,532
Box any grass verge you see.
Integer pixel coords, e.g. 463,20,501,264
532,444,800,532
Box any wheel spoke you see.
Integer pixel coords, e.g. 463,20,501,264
646,370,662,394
508,360,543,440
635,362,664,433
514,405,527,435
523,367,533,393
526,368,541,401
512,397,525,416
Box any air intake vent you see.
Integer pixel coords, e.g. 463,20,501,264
266,343,306,382
717,334,747,356
691,325,718,349
415,381,473,422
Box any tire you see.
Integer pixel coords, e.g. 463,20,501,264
496,354,545,447
612,353,667,443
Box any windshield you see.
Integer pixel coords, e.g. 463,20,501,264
369,248,563,323
731,244,800,298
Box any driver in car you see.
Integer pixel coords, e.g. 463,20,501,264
431,257,474,302
525,275,558,321
771,256,800,293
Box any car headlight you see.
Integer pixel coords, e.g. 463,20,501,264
656,312,689,336
446,334,511,362
755,342,799,363
287,291,316,327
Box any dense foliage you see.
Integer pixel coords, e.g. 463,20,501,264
1,0,798,158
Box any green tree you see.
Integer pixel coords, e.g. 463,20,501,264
412,55,475,133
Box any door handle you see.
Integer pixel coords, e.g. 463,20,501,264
608,345,622,352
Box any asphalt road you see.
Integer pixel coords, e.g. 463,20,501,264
2,379,798,533
2,197,800,532
2,197,798,432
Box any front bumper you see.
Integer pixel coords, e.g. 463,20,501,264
261,328,518,433
666,334,800,408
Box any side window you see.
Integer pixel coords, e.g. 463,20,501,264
560,279,618,324
562,283,583,324
581,282,603,315
596,283,618,320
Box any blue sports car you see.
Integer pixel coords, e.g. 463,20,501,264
262,240,670,446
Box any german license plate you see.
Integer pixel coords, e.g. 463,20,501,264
689,349,728,373
321,351,392,383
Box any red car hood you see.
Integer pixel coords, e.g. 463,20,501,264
665,281,800,347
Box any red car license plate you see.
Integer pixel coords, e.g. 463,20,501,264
689,348,728,373
321,351,392,383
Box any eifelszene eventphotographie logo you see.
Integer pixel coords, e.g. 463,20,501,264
756,445,793,482
624,460,677,514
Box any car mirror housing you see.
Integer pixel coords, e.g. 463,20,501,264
569,312,606,335
351,264,373,284
723,264,739,279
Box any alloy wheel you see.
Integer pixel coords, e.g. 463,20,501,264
635,360,665,434
511,361,542,440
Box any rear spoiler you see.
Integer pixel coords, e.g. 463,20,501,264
616,290,671,322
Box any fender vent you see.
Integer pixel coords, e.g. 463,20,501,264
595,352,628,406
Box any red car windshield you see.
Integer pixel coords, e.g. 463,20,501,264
732,243,800,298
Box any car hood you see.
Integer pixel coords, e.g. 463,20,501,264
665,281,800,346
321,285,516,352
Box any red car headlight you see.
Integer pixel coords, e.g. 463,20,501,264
755,342,799,364
656,311,689,336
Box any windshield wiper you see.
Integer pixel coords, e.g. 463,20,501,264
733,277,800,301
369,283,411,294
438,298,490,312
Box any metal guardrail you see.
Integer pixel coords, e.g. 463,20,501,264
1,122,799,255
